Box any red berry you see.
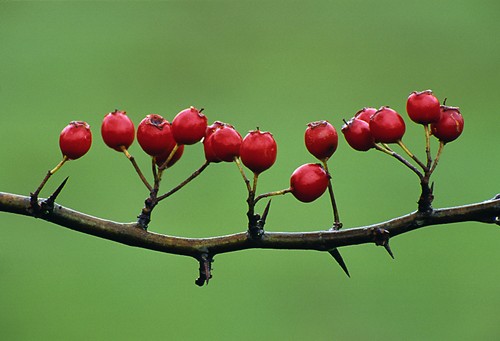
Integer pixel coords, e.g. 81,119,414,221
341,118,374,151
354,107,377,123
59,121,92,160
155,144,184,168
290,163,329,203
210,124,242,162
137,114,174,157
101,110,135,151
304,121,338,161
203,121,225,163
172,106,208,145
240,129,277,174
406,90,441,124
431,105,464,143
369,107,406,143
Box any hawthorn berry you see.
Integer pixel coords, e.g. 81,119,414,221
290,163,329,203
137,114,174,157
369,107,406,143
210,124,242,162
240,129,277,174
172,107,208,145
59,121,92,160
101,110,135,151
304,121,338,161
406,90,441,124
203,121,225,163
431,106,464,143
341,118,374,151
354,107,378,123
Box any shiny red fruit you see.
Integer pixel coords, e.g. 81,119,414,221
137,114,173,157
240,129,277,174
59,121,92,160
341,118,374,151
172,106,208,145
155,144,184,168
354,107,377,123
101,110,135,151
369,107,406,143
431,106,464,143
203,121,225,163
304,121,338,161
290,163,329,203
210,124,242,162
406,90,441,124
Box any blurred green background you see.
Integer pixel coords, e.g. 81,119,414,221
1,1,499,340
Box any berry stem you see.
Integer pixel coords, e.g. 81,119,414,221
30,155,69,212
151,157,158,183
158,143,179,171
429,141,445,175
234,157,252,193
120,146,153,191
397,140,428,171
157,160,210,201
374,144,424,179
50,155,69,175
254,188,292,203
31,155,69,200
424,124,432,169
321,160,342,230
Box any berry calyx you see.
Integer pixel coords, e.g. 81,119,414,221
137,114,174,157
369,107,406,143
240,129,277,174
172,106,208,145
406,90,441,124
203,121,225,163
59,121,92,160
431,105,464,143
341,118,374,151
354,107,378,123
304,121,338,161
290,163,329,203
210,124,242,162
101,110,135,151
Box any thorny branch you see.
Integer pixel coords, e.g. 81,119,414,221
1,191,499,286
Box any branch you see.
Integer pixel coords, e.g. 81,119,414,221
1,191,499,284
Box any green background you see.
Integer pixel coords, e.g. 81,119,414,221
1,1,499,340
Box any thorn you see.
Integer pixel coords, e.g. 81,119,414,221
41,177,69,211
384,243,395,259
328,248,350,277
195,254,213,287
261,199,272,223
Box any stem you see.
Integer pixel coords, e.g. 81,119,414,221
120,146,153,191
397,140,428,171
32,155,69,200
158,144,179,171
157,160,210,201
430,141,445,175
234,157,251,193
424,124,432,169
254,188,292,203
374,144,423,179
321,160,341,230
50,155,69,175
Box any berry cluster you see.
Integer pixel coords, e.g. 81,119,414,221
341,91,464,152
32,89,464,234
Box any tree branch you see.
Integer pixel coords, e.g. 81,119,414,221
2,192,499,258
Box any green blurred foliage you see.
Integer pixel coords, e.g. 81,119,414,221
1,1,499,340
